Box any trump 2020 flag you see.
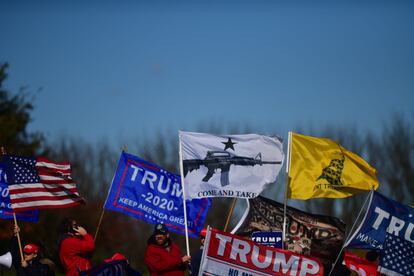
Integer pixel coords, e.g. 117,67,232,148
104,152,211,237
0,165,38,222
288,132,378,199
1,155,84,212
179,131,284,199
345,191,414,275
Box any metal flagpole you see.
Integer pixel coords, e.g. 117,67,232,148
230,198,250,234
282,132,292,248
1,147,24,261
328,189,373,276
178,136,191,256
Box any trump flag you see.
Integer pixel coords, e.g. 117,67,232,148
104,152,211,237
343,252,379,276
0,165,38,222
200,228,324,276
345,191,414,275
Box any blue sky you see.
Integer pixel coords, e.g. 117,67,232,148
1,0,413,144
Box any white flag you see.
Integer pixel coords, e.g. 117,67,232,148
179,131,284,199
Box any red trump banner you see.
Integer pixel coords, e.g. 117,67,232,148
343,252,379,276
200,228,324,276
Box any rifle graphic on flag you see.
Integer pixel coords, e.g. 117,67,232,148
183,150,281,187
179,131,284,199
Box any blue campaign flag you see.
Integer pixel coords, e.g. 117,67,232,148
0,165,39,222
251,231,283,249
104,152,211,237
345,191,414,250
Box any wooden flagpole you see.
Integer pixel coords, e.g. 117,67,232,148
94,145,128,241
282,131,292,248
93,209,105,241
223,198,237,232
1,147,24,261
13,214,24,261
178,137,191,256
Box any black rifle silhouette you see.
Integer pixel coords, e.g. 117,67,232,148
183,151,281,187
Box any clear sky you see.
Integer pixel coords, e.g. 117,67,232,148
1,0,413,144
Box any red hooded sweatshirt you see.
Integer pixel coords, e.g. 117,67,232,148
144,236,187,276
59,234,95,276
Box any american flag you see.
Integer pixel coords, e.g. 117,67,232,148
379,234,414,276
3,155,84,211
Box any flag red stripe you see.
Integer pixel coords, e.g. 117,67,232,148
11,200,84,212
39,179,74,185
37,170,72,177
12,194,82,203
9,187,79,194
36,157,70,166
8,183,77,189
39,175,72,181
7,155,83,212
36,166,72,174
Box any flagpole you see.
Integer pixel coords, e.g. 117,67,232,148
94,146,127,241
343,189,373,246
178,136,191,256
1,147,24,261
94,209,105,241
230,198,250,234
223,198,237,232
282,132,292,248
13,213,24,261
328,189,373,276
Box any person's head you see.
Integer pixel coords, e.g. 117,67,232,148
153,223,169,246
60,218,81,236
200,228,207,246
23,243,39,262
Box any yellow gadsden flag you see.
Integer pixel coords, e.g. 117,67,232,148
287,132,379,199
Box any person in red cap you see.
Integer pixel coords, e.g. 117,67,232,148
190,228,207,275
10,225,54,276
103,253,128,263
58,218,95,276
144,223,191,276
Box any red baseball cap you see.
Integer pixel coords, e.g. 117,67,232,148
104,253,128,263
23,244,39,254
200,228,207,238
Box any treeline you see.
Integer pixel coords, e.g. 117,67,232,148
0,62,413,274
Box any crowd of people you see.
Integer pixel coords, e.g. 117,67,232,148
10,225,54,276
8,218,96,276
5,219,378,276
4,219,207,276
